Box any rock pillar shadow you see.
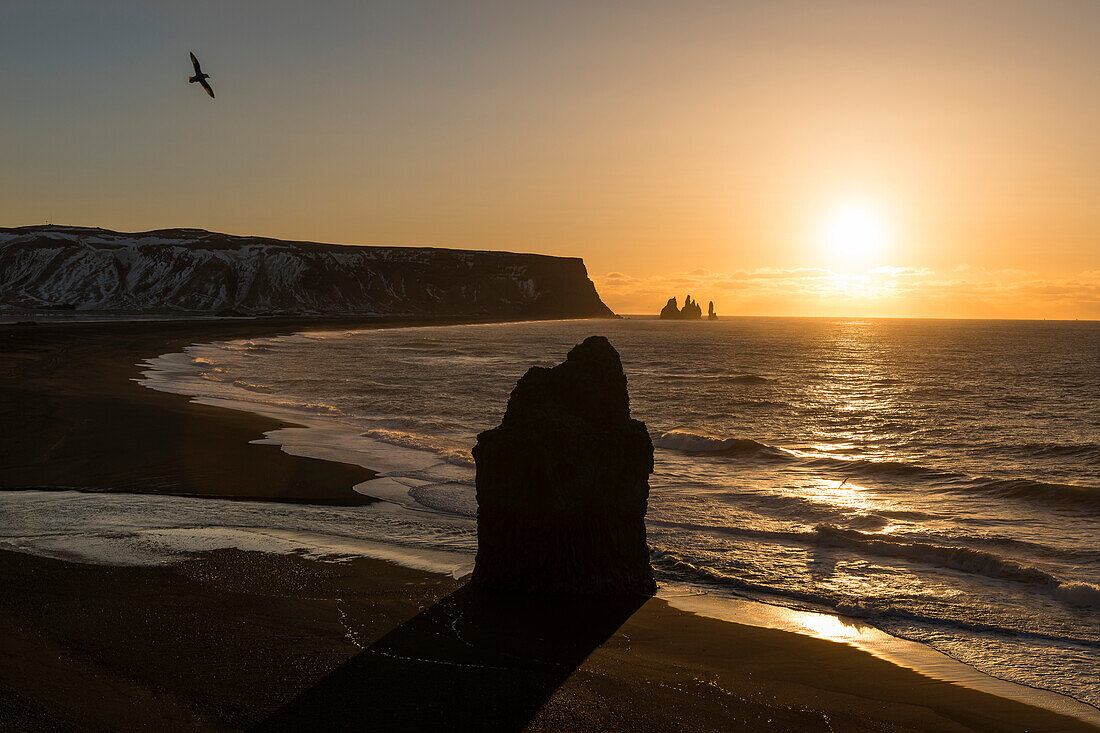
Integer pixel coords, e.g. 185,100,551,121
257,584,649,731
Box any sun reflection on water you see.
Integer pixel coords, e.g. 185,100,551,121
805,480,879,513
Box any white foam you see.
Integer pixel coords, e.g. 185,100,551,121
654,429,793,459
0,490,475,576
135,526,473,577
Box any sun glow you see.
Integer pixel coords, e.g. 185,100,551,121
818,201,890,270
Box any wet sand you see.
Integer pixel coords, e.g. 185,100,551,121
0,318,1096,731
0,316,510,504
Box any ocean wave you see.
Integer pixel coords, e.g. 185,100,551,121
702,490,932,524
961,476,1100,507
359,428,474,468
845,513,891,530
654,430,794,460
657,429,1099,509
223,340,275,354
649,519,1100,609
799,455,951,480
650,548,1100,647
634,372,771,384
707,491,851,521
931,530,1096,561
1003,442,1100,460
730,374,770,384
812,525,1100,609
231,379,274,394
648,519,804,544
833,600,1100,649
654,430,942,477
812,461,1100,509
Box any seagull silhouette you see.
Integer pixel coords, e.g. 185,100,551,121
188,52,215,99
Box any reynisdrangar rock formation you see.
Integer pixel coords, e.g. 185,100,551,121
659,295,703,319
471,336,656,595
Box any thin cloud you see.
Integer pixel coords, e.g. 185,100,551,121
593,267,1100,319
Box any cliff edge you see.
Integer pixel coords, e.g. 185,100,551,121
0,225,614,319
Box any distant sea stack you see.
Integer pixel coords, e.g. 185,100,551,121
708,300,718,320
0,225,614,319
659,295,705,320
471,336,657,596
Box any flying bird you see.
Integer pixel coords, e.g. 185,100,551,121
188,52,215,99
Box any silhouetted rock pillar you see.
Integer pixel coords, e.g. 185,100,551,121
659,297,681,319
472,336,657,596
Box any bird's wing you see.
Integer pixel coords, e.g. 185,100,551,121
190,52,202,74
199,78,215,99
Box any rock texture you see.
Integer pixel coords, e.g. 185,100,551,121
471,336,656,596
708,300,718,320
658,295,703,319
0,225,614,318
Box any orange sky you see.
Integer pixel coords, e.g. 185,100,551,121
2,1,1098,318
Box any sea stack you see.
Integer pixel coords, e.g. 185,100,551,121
659,295,703,319
471,336,656,596
659,297,682,319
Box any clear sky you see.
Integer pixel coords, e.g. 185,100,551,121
2,1,1098,318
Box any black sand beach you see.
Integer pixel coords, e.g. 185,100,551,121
0,318,1095,732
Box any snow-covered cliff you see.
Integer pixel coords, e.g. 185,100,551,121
0,226,614,318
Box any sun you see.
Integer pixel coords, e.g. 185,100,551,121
818,201,889,269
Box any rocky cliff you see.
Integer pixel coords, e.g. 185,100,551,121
472,336,656,596
0,225,614,318
659,295,703,319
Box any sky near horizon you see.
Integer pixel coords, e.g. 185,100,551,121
2,1,1098,318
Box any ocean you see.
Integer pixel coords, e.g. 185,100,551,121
5,317,1098,712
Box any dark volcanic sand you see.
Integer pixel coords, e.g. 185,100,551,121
0,316,525,504
1,549,1094,732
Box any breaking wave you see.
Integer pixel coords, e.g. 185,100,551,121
811,525,1100,609
648,520,1100,609
654,430,793,460
231,379,274,394
651,548,1100,645
655,430,1100,509
959,477,1100,508
359,428,475,468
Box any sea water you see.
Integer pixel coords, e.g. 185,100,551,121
3,317,1097,710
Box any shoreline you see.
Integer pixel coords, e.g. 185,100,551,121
1,316,1097,730
0,314,560,505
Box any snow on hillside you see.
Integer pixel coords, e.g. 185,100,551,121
0,226,614,318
